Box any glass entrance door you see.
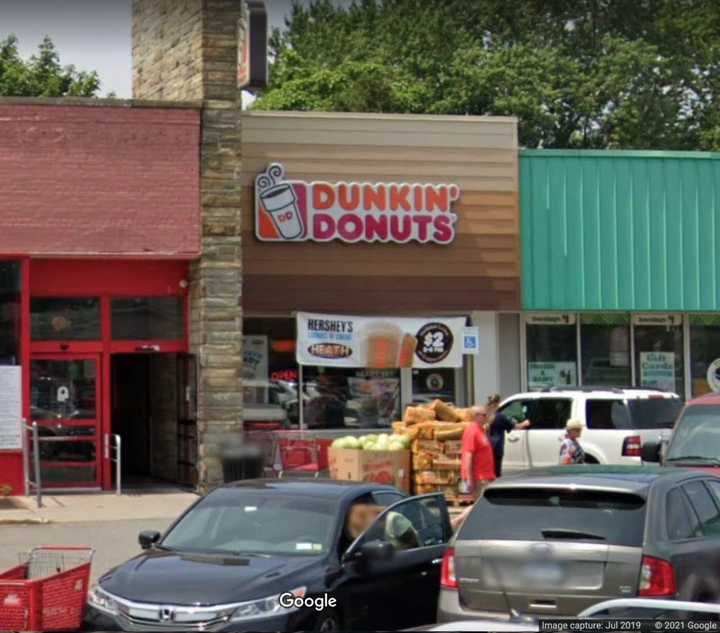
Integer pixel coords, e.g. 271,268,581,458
30,355,101,488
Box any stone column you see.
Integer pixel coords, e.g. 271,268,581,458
133,0,244,492
193,101,243,489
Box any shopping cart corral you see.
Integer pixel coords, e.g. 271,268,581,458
0,546,93,632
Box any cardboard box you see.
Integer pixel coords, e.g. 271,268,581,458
329,447,411,493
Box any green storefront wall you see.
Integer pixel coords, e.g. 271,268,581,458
521,150,720,312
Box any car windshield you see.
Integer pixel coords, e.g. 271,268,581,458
666,406,720,463
625,398,682,429
161,490,336,556
461,488,646,547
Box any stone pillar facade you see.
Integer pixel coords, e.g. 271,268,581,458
133,0,244,491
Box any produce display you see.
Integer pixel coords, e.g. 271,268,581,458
329,399,472,499
331,433,411,451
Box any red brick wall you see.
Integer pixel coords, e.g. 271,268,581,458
0,102,201,257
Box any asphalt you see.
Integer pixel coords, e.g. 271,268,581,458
0,518,173,583
0,490,199,525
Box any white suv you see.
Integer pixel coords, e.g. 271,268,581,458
498,387,682,472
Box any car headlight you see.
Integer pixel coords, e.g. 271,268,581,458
87,584,119,616
230,586,306,622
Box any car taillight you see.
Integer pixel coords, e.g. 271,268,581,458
623,435,642,457
440,547,458,589
639,556,676,597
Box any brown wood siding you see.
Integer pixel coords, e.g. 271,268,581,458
241,112,520,314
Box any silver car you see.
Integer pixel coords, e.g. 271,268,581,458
439,466,720,621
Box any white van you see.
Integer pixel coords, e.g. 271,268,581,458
498,387,682,472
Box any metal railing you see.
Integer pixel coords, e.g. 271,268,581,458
23,421,42,508
23,424,123,507
104,433,122,495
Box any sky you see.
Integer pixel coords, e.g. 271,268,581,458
0,0,303,97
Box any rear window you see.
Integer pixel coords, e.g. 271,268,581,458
461,487,646,547
626,398,683,429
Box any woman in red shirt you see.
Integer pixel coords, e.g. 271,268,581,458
460,406,496,499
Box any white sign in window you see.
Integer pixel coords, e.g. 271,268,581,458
0,366,22,450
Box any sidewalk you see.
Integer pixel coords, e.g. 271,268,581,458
0,491,200,525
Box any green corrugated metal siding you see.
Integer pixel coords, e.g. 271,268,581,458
521,150,720,311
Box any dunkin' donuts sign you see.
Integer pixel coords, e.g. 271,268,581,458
255,163,461,245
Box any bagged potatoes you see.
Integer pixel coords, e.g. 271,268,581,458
403,406,436,425
432,399,462,422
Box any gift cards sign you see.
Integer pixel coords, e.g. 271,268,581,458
255,163,461,245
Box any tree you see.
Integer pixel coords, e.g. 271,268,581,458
254,0,720,150
0,35,100,97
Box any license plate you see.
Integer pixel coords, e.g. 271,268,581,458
523,562,564,583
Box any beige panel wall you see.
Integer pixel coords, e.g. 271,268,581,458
241,111,520,313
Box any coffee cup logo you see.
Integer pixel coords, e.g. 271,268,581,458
256,163,305,240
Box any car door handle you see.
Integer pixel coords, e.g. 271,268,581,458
507,435,520,443
431,558,442,565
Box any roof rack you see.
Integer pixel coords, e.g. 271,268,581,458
540,386,667,394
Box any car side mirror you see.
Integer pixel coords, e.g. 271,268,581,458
139,530,161,550
641,441,661,463
357,540,395,563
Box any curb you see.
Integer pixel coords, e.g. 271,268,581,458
0,517,51,525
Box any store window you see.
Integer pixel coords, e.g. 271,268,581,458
580,314,630,387
412,368,457,405
525,314,577,390
31,297,101,341
690,316,720,397
0,262,21,364
243,317,466,429
302,367,400,429
111,297,184,340
633,315,684,395
243,318,299,428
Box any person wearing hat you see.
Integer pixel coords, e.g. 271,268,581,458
486,393,531,477
559,419,586,465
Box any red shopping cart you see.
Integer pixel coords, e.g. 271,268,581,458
0,546,93,632
277,435,333,478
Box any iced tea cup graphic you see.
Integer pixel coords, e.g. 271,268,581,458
364,322,415,369
260,183,304,240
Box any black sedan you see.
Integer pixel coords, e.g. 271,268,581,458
86,479,453,632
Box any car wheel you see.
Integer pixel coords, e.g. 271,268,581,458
585,455,598,464
314,608,340,632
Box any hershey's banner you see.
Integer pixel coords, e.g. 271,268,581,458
296,312,466,369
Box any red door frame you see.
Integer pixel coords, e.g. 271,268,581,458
29,352,103,488
28,259,190,490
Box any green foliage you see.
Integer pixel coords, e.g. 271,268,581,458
0,35,100,97
255,0,720,150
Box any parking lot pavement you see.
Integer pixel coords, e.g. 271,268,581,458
0,491,199,525
0,518,171,583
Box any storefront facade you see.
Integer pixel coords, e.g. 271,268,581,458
240,111,522,430
0,100,201,495
520,150,720,399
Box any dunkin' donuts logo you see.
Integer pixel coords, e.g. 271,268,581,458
254,163,460,244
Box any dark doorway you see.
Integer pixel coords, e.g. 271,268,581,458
111,354,184,487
